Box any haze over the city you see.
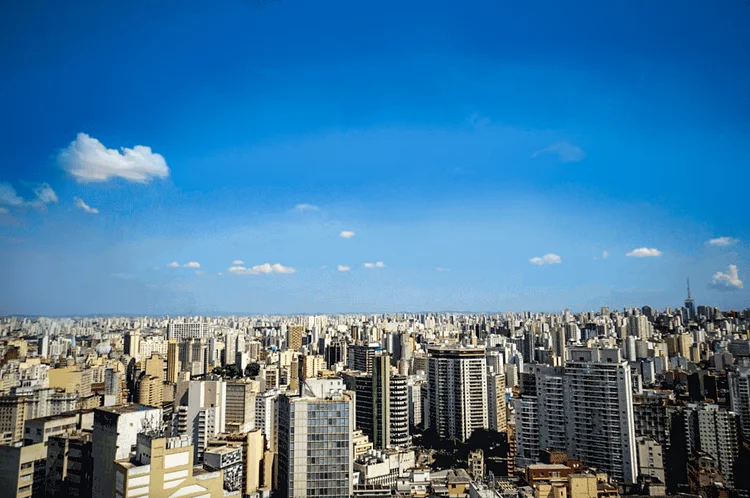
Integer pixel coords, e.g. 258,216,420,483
1,0,748,315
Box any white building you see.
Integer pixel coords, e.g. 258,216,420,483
173,380,226,462
729,365,750,441
426,346,488,442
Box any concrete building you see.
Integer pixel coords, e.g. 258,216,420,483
354,448,416,487
0,394,27,444
685,403,740,488
0,442,47,498
426,346,488,442
565,348,638,483
138,375,164,407
487,372,507,433
277,378,355,498
636,436,665,483
225,378,259,433
287,325,304,352
114,433,223,498
167,338,180,384
92,404,162,498
729,365,750,441
167,322,206,341
45,432,94,498
174,380,226,462
204,444,244,494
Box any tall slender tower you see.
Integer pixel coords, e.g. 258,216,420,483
684,278,696,322
166,338,179,384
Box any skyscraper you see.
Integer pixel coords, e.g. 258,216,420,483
166,337,179,384
729,365,750,441
287,325,304,352
565,348,638,483
426,346,488,442
277,378,354,498
487,371,507,433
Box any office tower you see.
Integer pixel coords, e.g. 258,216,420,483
372,353,391,449
46,432,94,498
551,327,566,361
0,442,47,498
38,333,49,359
325,339,347,369
565,348,638,483
729,366,750,441
684,403,740,488
407,377,424,428
167,338,180,384
91,404,162,498
277,378,354,498
168,322,206,341
114,432,224,498
138,375,164,407
287,325,304,351
487,372,507,432
514,372,539,469
174,380,226,462
224,331,238,366
389,373,411,447
124,329,141,361
348,344,381,373
426,346,488,442
225,378,259,433
255,391,279,451
636,436,665,483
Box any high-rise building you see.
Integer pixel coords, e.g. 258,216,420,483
167,322,206,341
0,442,47,498
426,346,488,442
173,380,226,462
636,436,665,483
91,404,162,498
729,366,750,441
277,378,354,498
287,325,304,352
565,348,638,483
138,375,164,407
683,403,740,488
45,432,94,498
0,394,27,444
487,372,507,433
166,338,180,384
124,329,141,361
225,378,259,433
372,354,391,449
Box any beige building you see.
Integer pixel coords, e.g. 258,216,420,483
209,430,268,496
0,395,27,444
48,366,93,397
114,433,224,498
287,325,303,351
144,353,165,380
225,379,260,433
0,442,47,498
138,375,164,407
167,338,180,384
301,354,326,381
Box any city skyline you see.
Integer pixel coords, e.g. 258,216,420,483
1,0,748,315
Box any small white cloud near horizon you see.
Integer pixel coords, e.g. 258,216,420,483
74,197,99,214
436,267,450,272
339,230,356,239
167,261,180,268
530,254,562,265
294,203,320,212
217,272,224,276
229,263,296,275
58,133,170,183
708,236,739,247
602,251,609,259
232,259,244,265
364,261,385,268
337,265,351,272
626,247,661,258
183,262,200,268
531,141,586,163
709,264,743,291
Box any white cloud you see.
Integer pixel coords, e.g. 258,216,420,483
294,203,320,212
531,141,586,163
626,247,661,258
33,183,58,204
708,236,739,247
436,267,450,272
232,259,244,265
0,182,58,211
167,261,180,268
74,197,99,214
337,265,351,272
229,263,296,275
0,182,24,206
58,133,169,183
217,272,224,276
529,253,562,265
183,262,200,268
339,230,356,239
710,264,743,291
602,251,609,259
364,261,385,268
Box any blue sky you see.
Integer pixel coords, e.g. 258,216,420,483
0,0,748,315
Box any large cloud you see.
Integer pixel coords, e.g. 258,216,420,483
709,265,743,291
229,263,296,275
626,247,661,258
59,133,169,183
529,253,561,265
